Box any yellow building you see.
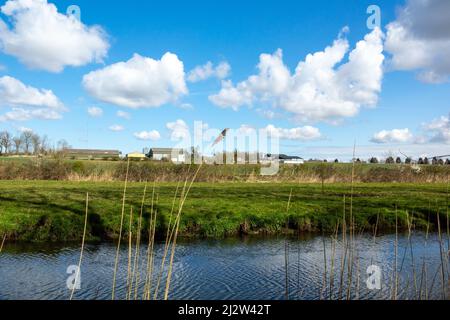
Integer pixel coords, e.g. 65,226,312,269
126,152,147,160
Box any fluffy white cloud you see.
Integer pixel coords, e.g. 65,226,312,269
0,75,65,121
17,126,32,132
256,109,278,120
187,61,231,82
166,119,190,141
117,110,131,119
370,115,450,145
0,76,62,108
0,107,63,121
109,124,124,132
83,53,187,108
209,28,384,123
134,130,161,141
178,103,194,110
385,0,450,83
422,115,450,143
262,124,322,141
87,106,103,117
370,128,413,144
0,0,109,72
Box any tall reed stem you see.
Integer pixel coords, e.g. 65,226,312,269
0,234,6,253
111,159,130,300
164,165,202,300
126,207,133,300
70,192,89,300
285,188,292,300
131,182,147,300
153,181,181,300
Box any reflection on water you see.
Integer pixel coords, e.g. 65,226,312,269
0,233,449,300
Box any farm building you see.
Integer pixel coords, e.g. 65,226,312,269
266,154,304,164
63,149,121,160
147,148,186,163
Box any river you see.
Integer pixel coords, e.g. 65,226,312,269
0,233,448,300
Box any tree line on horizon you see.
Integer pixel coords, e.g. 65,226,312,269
1,129,449,165
0,130,70,156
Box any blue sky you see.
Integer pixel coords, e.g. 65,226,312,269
0,0,449,160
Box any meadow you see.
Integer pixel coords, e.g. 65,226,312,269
0,180,448,241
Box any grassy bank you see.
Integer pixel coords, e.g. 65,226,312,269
0,180,448,241
1,157,450,183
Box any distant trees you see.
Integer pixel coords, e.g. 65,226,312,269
0,131,12,154
405,157,412,164
396,157,402,164
13,136,22,154
385,156,395,164
21,131,33,154
31,134,41,155
369,157,378,164
0,130,57,156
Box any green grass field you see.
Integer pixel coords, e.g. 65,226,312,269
0,180,448,241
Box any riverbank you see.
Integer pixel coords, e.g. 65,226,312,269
0,180,448,241
1,158,450,183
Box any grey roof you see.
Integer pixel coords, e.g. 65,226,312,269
64,149,120,155
267,154,303,160
150,148,184,154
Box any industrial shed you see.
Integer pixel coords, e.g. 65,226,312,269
63,149,121,160
147,148,186,163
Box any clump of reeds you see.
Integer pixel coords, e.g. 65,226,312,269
106,163,202,300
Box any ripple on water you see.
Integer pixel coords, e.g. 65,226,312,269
0,233,448,300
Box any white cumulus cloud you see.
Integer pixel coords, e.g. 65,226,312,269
0,75,65,121
83,53,187,108
187,61,231,82
209,28,384,123
262,124,322,141
422,115,450,143
385,0,450,83
0,0,109,72
370,128,413,144
109,124,124,132
166,119,190,141
117,110,131,119
87,106,103,117
134,130,161,141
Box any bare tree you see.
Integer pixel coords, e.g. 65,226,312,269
13,136,22,154
0,130,12,155
21,131,33,154
31,133,41,155
39,135,49,154
57,139,70,151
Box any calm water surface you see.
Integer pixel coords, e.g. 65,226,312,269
0,233,449,300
